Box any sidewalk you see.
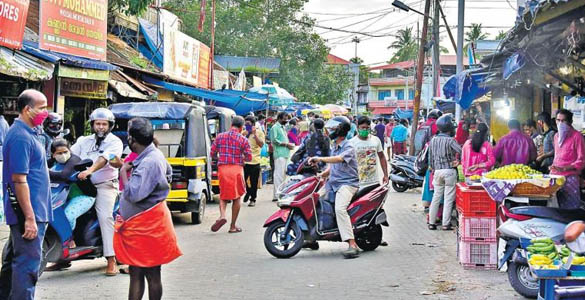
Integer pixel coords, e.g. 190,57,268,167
0,224,8,243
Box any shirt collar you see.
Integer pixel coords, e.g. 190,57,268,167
14,119,36,135
132,143,156,166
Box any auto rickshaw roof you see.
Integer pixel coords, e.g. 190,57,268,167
205,105,236,119
110,102,202,120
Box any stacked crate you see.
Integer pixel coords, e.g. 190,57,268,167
455,183,498,270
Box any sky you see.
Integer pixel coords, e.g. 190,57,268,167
303,0,519,66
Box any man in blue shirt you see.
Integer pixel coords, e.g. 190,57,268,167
0,104,9,223
0,89,51,300
391,118,409,156
309,116,360,259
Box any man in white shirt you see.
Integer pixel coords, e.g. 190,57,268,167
71,108,123,276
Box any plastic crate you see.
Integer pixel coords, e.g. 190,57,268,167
456,183,497,217
459,216,497,242
458,239,498,267
461,263,497,270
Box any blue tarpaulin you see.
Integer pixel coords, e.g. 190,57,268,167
22,41,117,71
142,76,267,115
394,108,413,120
138,19,164,69
110,102,193,119
443,69,490,109
503,52,526,80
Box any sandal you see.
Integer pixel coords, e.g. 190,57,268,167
428,224,437,230
442,225,453,231
211,218,227,232
228,227,242,233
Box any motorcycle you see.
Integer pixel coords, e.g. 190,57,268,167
40,159,118,275
263,161,390,258
389,155,424,192
498,203,585,298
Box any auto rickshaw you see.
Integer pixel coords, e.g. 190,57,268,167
110,102,211,224
205,106,235,195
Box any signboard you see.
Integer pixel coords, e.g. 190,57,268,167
60,78,107,99
58,65,109,80
564,96,585,130
39,0,108,60
0,0,29,49
163,25,210,89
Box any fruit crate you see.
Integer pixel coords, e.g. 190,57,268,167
458,239,498,268
511,182,563,197
459,216,497,242
456,183,497,217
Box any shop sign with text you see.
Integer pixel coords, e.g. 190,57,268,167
60,78,107,98
0,0,30,49
163,25,210,89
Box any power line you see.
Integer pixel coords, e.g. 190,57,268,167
317,10,394,34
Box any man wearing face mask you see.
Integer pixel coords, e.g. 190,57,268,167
270,112,295,202
550,109,585,209
0,89,51,300
70,108,123,275
349,116,389,188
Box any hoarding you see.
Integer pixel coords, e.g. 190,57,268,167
60,77,107,99
0,0,29,49
39,0,108,60
163,25,210,89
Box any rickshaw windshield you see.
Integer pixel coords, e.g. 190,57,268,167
151,120,186,158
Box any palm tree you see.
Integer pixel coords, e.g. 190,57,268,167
495,30,507,40
464,23,489,52
388,27,418,63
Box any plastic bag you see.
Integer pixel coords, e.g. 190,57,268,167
260,144,268,157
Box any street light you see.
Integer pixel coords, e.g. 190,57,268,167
392,0,432,19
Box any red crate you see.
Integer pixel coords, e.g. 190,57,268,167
458,239,498,267
459,216,497,242
461,263,497,270
456,183,497,217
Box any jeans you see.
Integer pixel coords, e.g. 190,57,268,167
244,164,261,202
0,222,48,300
429,169,457,227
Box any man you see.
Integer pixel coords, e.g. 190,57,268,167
350,116,389,187
428,114,462,231
0,104,9,222
270,112,294,202
309,116,360,259
391,118,409,156
536,112,556,173
210,116,252,233
374,118,386,148
70,107,123,275
384,118,395,159
256,114,266,134
38,112,64,161
494,119,537,166
0,90,51,299
243,115,265,207
550,109,585,209
346,115,357,139
524,119,543,154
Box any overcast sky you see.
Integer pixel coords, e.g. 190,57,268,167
303,0,519,65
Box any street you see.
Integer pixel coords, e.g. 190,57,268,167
0,186,520,300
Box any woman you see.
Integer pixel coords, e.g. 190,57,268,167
297,119,310,143
287,119,330,175
461,123,495,176
288,118,299,146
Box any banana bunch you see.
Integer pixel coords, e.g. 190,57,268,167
559,245,585,264
529,254,553,266
527,238,560,267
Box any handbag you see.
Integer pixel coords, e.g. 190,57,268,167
414,144,429,176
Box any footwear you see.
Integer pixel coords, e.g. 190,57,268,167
380,241,389,247
119,267,130,275
302,241,320,250
342,247,360,259
243,195,249,203
105,263,118,276
442,225,453,231
272,198,278,202
228,227,243,233
45,261,72,272
248,201,256,207
211,218,227,232
428,224,437,230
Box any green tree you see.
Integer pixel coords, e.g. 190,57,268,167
465,23,489,52
495,30,507,40
350,57,363,64
163,0,352,104
387,27,418,63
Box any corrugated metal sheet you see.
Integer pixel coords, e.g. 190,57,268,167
22,41,117,71
109,80,147,100
0,46,54,81
214,55,281,72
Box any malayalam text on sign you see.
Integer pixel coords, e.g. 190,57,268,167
0,0,30,49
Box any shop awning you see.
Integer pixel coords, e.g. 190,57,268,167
109,80,147,100
443,69,490,109
21,41,117,71
0,46,54,81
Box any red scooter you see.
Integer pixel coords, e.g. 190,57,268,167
263,162,390,258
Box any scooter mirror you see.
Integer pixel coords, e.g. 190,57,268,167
566,221,585,255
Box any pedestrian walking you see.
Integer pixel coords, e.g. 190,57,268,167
270,112,294,202
243,115,265,207
391,119,409,156
428,114,462,231
0,90,51,300
350,116,389,188
70,107,123,275
374,118,386,148
115,117,181,300
210,116,252,233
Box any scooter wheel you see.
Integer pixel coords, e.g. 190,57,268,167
392,181,409,193
507,261,538,298
356,224,383,251
264,220,304,259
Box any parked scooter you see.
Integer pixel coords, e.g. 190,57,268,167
389,155,424,192
498,204,585,298
263,161,390,258
40,159,117,275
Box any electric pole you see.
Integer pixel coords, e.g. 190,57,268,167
455,0,465,121
210,0,216,90
352,36,360,60
409,0,431,155
432,0,440,100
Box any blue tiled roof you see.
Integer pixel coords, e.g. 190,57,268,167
214,55,280,72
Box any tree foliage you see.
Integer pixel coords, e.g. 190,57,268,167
163,0,352,104
495,30,507,40
465,23,489,52
388,27,418,63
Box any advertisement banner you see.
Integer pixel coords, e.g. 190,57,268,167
39,0,108,60
163,25,210,89
0,0,29,49
60,77,107,99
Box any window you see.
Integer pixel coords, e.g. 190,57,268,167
378,90,391,100
395,89,404,100
409,89,414,100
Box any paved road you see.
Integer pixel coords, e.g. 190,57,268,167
0,186,520,299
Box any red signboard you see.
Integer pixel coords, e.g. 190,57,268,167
198,43,210,90
0,0,30,49
39,0,108,60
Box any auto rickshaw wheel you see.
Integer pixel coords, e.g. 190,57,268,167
191,192,207,225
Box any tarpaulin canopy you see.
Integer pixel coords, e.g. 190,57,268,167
22,41,117,71
443,69,490,109
142,76,267,115
249,84,296,107
503,52,526,80
110,102,193,120
0,46,54,81
138,19,164,69
394,108,414,120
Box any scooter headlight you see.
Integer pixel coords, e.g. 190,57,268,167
277,182,311,207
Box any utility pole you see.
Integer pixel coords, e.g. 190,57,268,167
432,0,440,100
455,0,465,121
352,36,360,59
210,0,216,90
409,0,431,155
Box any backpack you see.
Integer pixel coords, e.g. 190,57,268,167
414,143,429,176
414,125,432,155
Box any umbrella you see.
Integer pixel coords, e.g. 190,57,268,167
249,84,296,107
323,104,348,115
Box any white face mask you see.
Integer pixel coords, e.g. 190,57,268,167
54,151,71,164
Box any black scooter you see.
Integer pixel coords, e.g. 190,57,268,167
389,155,424,192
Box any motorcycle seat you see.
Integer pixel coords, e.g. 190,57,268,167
351,184,380,203
510,206,585,224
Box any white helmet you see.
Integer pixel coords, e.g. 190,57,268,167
89,108,115,137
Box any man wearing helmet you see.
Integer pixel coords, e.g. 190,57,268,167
309,116,360,259
38,112,64,161
70,107,123,275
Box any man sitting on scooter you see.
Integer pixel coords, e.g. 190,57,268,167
309,116,360,259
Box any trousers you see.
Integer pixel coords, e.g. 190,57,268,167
334,185,359,242
273,157,287,199
0,223,47,300
244,163,261,201
95,180,119,257
429,169,457,227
